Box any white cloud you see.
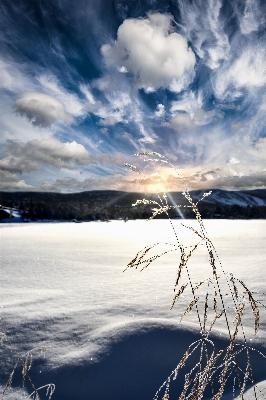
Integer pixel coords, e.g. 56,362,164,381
0,104,55,143
6,159,265,193
138,140,266,190
98,116,118,126
0,62,87,121
193,109,214,125
0,59,19,91
101,13,196,90
0,169,21,183
138,123,156,144
170,91,203,115
118,66,128,73
93,76,116,92
178,0,230,70
37,174,132,193
155,104,165,117
99,128,108,135
1,139,92,173
247,137,266,161
0,138,128,177
85,91,131,124
83,86,156,145
79,84,95,104
83,101,103,113
0,172,131,193
14,92,73,127
0,168,35,191
169,75,194,93
164,114,196,133
110,92,131,110
0,59,33,92
0,155,39,174
227,157,240,165
238,0,264,35
205,0,230,69
231,47,266,88
174,134,266,190
186,167,266,191
121,132,138,149
214,46,266,99
231,123,246,131
37,74,84,116
0,179,35,191
2,139,266,192
145,87,156,93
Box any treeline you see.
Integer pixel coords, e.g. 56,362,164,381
190,204,266,219
2,197,266,220
20,200,152,221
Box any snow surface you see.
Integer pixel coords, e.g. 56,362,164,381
0,220,266,399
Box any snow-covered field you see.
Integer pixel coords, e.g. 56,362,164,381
0,220,266,399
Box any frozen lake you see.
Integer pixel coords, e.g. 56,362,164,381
1,220,266,399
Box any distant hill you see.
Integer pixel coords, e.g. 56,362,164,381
1,189,266,220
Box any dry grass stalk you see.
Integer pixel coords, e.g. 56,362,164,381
239,280,260,335
170,284,189,310
125,152,266,400
180,298,199,322
0,323,54,399
1,354,54,400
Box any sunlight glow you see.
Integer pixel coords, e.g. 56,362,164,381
167,193,185,219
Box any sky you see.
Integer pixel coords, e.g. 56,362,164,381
1,0,266,193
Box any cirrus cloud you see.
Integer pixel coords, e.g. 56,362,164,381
213,46,266,101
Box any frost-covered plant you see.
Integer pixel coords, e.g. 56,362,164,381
125,152,266,400
0,329,55,399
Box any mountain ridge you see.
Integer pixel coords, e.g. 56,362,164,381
1,188,266,206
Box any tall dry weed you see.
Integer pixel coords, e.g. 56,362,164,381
125,152,266,400
0,325,55,399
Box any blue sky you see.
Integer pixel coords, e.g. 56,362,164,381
1,0,266,192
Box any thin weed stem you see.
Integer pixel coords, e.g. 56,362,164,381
125,152,266,400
